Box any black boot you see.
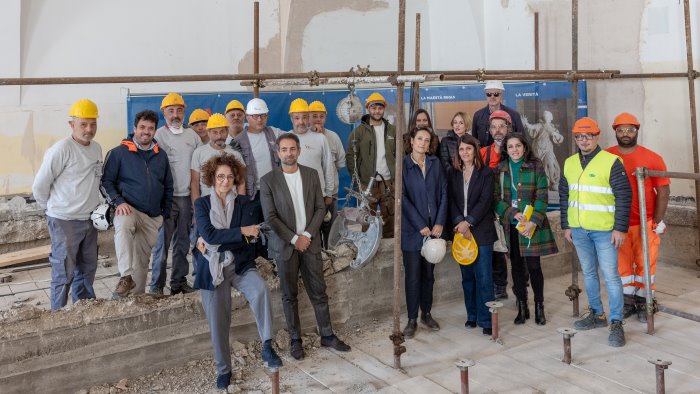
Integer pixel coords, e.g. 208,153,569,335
535,302,546,325
514,300,529,324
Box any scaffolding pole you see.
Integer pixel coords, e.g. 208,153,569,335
684,0,700,254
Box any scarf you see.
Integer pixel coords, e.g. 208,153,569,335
203,190,236,287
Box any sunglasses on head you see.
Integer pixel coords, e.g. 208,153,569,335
486,92,501,98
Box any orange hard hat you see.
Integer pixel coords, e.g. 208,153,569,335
612,112,640,130
572,117,600,134
489,110,512,124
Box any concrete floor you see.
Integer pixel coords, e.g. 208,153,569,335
2,260,700,393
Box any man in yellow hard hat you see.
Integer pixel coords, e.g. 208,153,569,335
32,99,103,310
189,109,210,144
346,92,396,238
605,113,670,323
151,92,203,295
190,113,246,203
288,98,335,207
560,117,631,347
224,100,246,143
309,100,346,248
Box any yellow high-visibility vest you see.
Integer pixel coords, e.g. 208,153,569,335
563,150,620,231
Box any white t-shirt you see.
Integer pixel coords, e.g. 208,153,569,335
283,169,309,245
295,131,335,197
32,137,103,220
323,128,346,196
374,123,391,180
249,132,273,191
190,144,245,197
154,126,202,196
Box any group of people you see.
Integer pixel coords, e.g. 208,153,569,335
32,80,669,388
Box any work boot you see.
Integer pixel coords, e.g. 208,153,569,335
261,339,283,368
149,286,164,295
535,302,546,325
482,327,492,336
622,303,637,319
420,313,441,331
215,372,231,389
464,320,477,329
608,320,626,347
113,275,135,299
514,300,529,324
636,298,657,323
574,307,608,330
494,285,508,301
403,319,417,339
171,283,197,295
289,339,304,360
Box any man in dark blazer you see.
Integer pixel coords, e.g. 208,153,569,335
260,133,351,360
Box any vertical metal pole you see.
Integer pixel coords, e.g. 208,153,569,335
253,1,260,98
270,369,280,394
569,0,581,318
683,0,700,255
456,360,475,394
392,0,407,370
410,13,421,116
636,167,655,335
415,13,421,72
534,12,540,70
649,358,672,394
563,336,572,364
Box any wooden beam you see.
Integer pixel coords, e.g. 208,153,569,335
0,245,51,268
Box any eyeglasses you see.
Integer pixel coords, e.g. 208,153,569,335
490,124,508,130
486,92,501,98
248,114,267,120
573,133,597,141
216,174,235,182
615,127,637,135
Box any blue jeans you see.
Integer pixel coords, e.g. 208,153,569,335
459,244,494,328
571,228,623,322
47,217,97,310
150,196,192,289
402,250,435,319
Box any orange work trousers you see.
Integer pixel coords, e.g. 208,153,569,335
618,220,659,297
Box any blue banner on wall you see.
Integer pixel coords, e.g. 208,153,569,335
127,81,587,203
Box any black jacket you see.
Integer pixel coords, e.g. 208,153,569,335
472,104,525,147
447,166,497,246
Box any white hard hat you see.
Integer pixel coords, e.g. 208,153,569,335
91,203,114,231
484,80,505,91
421,237,447,264
246,98,269,115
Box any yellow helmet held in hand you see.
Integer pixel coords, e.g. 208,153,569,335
225,100,245,114
206,113,229,129
289,98,310,114
365,92,387,108
69,99,99,118
188,109,210,125
452,233,479,266
308,101,327,113
161,92,186,109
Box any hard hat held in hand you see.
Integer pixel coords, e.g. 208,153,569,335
91,204,114,231
452,233,478,265
421,237,447,264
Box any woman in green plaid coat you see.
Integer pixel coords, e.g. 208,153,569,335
494,133,558,326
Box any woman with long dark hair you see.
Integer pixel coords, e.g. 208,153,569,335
404,109,439,155
447,134,497,335
439,111,473,172
494,133,558,325
401,126,447,338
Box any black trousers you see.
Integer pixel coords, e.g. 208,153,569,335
509,226,544,303
402,250,436,319
492,251,508,287
277,249,333,339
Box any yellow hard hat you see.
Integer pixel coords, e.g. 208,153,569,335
206,113,229,129
160,92,186,110
69,99,99,119
365,92,387,109
188,109,210,125
289,98,310,114
225,100,245,114
308,101,327,113
452,233,479,266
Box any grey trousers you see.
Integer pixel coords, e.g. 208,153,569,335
47,216,98,310
151,195,192,289
200,266,273,376
277,250,333,339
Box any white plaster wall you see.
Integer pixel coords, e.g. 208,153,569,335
0,0,699,197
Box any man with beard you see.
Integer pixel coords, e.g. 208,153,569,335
346,92,396,238
102,110,174,297
606,113,670,323
224,99,246,153
151,93,202,295
191,113,246,202
260,133,351,360
471,81,524,148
